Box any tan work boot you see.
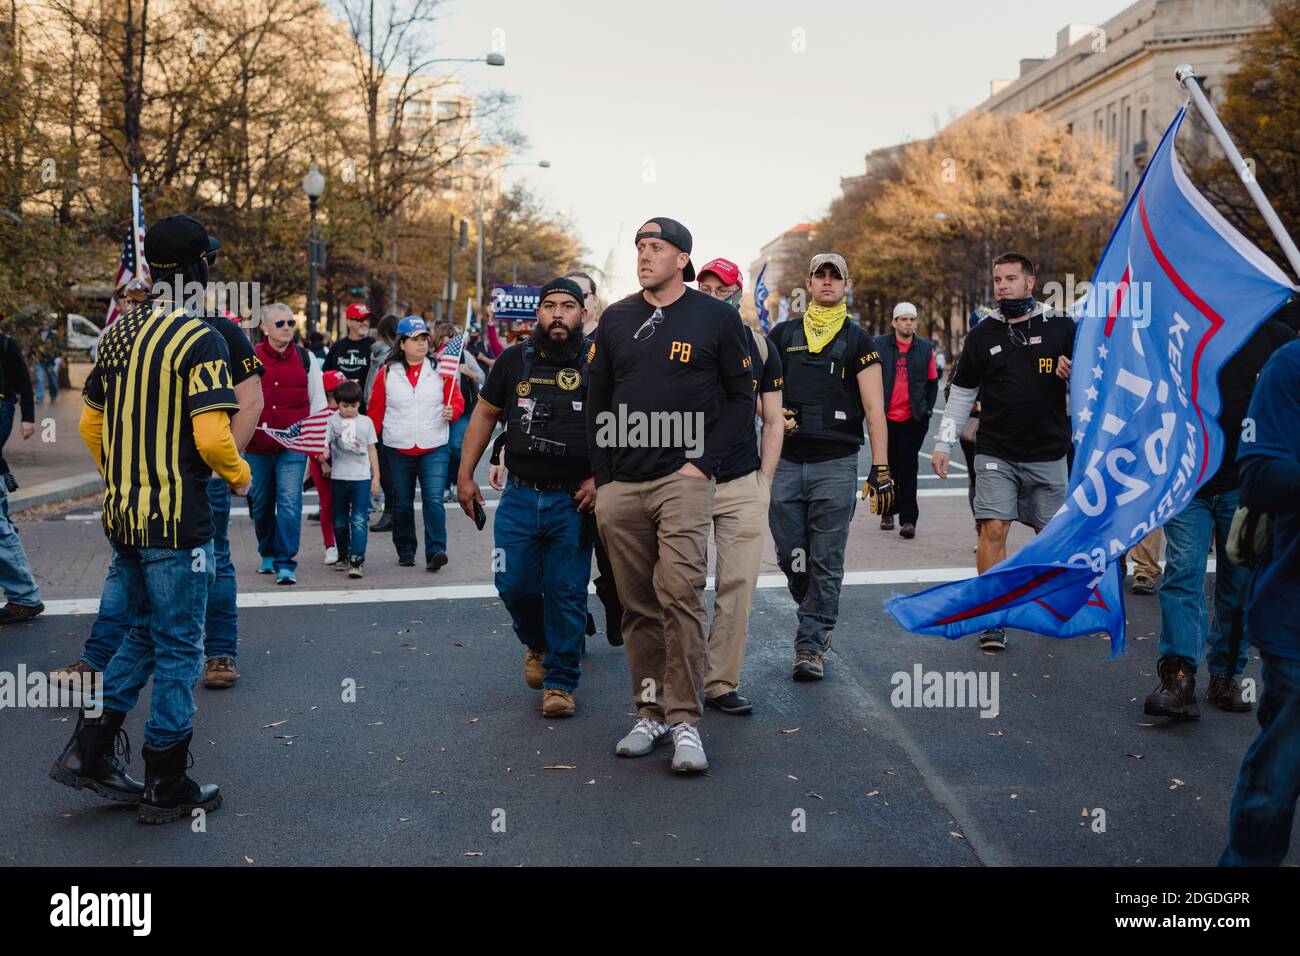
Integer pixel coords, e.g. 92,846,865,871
542,688,576,718
203,657,239,689
524,648,546,689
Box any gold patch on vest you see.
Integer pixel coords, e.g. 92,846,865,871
516,382,532,397
556,368,581,391
528,377,556,386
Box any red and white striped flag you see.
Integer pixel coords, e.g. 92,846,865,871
257,409,331,455
436,331,465,378
105,174,150,327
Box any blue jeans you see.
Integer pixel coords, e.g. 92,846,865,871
246,450,307,573
204,477,238,659
0,483,41,606
100,541,214,747
1221,653,1300,866
33,361,57,402
332,478,371,560
388,446,449,562
82,480,235,667
1158,490,1250,677
447,416,470,486
494,479,593,692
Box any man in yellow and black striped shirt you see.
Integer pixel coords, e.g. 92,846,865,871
52,213,251,823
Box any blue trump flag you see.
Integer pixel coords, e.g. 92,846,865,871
885,106,1295,657
755,263,771,333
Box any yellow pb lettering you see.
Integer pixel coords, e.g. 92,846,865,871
669,341,692,363
1039,357,1053,374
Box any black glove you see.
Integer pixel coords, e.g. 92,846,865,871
862,464,895,516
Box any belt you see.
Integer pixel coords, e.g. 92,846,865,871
509,475,580,494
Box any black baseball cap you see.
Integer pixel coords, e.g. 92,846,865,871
144,214,221,272
538,276,586,307
635,217,695,281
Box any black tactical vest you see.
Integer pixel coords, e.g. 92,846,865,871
504,339,590,461
780,323,866,446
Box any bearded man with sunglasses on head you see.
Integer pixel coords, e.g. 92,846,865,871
931,252,1075,652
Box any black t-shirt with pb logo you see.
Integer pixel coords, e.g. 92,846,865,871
952,310,1077,463
586,288,755,484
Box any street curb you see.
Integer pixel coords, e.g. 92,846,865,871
9,471,102,513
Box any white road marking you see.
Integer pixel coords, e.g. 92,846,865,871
42,561,1212,617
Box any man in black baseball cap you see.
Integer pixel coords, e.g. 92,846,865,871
634,217,695,283
144,213,222,274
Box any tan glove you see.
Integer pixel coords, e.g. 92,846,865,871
782,407,799,436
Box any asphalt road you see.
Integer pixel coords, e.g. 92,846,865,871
1,423,1293,867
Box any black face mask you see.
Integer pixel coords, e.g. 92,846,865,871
997,296,1037,320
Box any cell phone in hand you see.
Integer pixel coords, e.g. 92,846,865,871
472,499,486,531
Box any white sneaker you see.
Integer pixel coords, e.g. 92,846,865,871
615,716,672,757
323,546,338,565
670,722,708,773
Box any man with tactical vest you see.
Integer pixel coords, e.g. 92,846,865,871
768,253,894,682
457,277,597,719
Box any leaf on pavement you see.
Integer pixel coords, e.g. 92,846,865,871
243,855,254,864
543,765,576,770
865,790,880,798
781,727,800,734
262,720,289,729
464,851,482,857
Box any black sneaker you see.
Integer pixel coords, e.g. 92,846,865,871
704,691,753,715
426,552,449,572
978,628,1007,651
370,513,393,533
397,555,415,567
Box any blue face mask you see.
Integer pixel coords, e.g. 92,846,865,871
997,296,1037,319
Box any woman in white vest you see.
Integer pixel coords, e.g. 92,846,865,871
366,316,464,571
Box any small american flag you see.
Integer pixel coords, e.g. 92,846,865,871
437,331,465,379
258,409,331,455
105,175,150,327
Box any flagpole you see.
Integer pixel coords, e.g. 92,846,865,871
1177,64,1300,283
130,173,144,283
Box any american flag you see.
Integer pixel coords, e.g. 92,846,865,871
105,175,150,327
258,409,331,455
437,331,465,379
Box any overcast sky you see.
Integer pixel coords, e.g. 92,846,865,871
429,0,1129,298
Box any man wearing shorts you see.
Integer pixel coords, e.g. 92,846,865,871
930,252,1075,651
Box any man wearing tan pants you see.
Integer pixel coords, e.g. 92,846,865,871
696,258,785,714
1129,528,1164,595
587,217,755,773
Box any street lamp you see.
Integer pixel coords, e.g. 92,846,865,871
302,157,325,336
476,159,551,318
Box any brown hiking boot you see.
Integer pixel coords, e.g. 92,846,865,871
1131,574,1157,595
50,659,97,680
0,601,44,625
1207,675,1252,713
524,648,546,689
203,657,239,689
880,515,895,531
792,650,825,682
1144,656,1199,720
541,688,576,718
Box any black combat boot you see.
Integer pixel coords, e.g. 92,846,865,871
137,734,222,825
49,709,144,803
1143,656,1200,720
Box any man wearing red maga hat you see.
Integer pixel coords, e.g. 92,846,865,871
695,258,785,715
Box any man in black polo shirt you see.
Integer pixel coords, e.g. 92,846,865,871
457,277,596,720
932,251,1075,652
768,253,894,682
587,217,754,774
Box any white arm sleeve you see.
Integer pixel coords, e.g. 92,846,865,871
307,359,327,414
934,384,978,454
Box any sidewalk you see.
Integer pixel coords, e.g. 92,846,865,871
5,362,103,512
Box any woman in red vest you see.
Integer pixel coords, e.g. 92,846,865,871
367,316,463,570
